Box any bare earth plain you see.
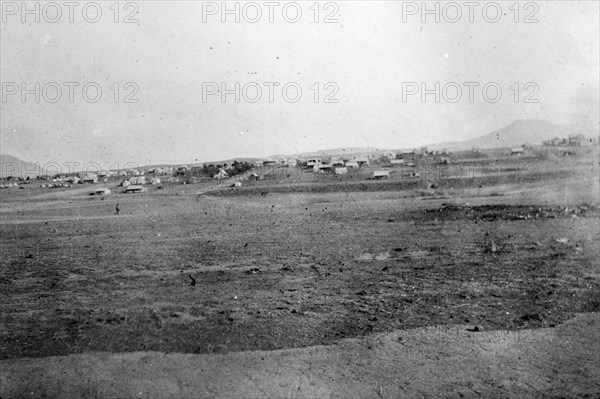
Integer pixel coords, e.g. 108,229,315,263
1,154,599,398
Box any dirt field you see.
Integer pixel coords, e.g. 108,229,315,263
1,156,599,398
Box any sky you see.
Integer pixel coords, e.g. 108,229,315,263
1,0,599,167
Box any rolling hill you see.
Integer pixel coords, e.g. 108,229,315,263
0,154,44,178
427,119,597,151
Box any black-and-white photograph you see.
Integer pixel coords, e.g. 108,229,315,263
1,1,599,397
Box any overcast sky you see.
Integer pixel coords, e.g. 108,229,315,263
1,1,598,167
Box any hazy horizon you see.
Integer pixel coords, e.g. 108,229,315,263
2,1,599,167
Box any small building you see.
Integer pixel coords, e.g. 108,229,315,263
544,137,562,146
511,147,524,155
248,173,263,181
82,174,98,183
373,170,390,180
383,151,396,160
314,164,332,173
124,185,147,193
345,161,360,168
306,158,322,167
334,167,348,175
390,159,404,166
65,176,80,184
92,187,111,195
351,155,370,166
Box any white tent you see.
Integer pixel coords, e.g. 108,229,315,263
213,169,229,179
93,187,111,195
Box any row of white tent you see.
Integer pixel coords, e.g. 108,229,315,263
121,176,162,186
0,183,21,188
41,183,72,188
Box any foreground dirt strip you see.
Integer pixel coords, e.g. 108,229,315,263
2,313,598,399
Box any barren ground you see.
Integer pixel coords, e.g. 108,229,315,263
1,157,599,398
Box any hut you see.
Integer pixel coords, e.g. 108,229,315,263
373,171,390,180
93,187,111,195
124,185,147,194
511,147,524,156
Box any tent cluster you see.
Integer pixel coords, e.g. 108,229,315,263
120,176,162,186
0,182,22,188
308,155,370,172
41,183,72,188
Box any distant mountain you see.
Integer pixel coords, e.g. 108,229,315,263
282,120,598,158
3,120,597,177
200,157,261,166
269,147,391,160
0,154,44,178
0,154,24,164
427,119,598,151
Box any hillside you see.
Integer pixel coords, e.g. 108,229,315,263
428,119,597,151
271,147,391,160
0,154,44,178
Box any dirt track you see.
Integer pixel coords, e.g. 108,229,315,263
1,313,598,398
